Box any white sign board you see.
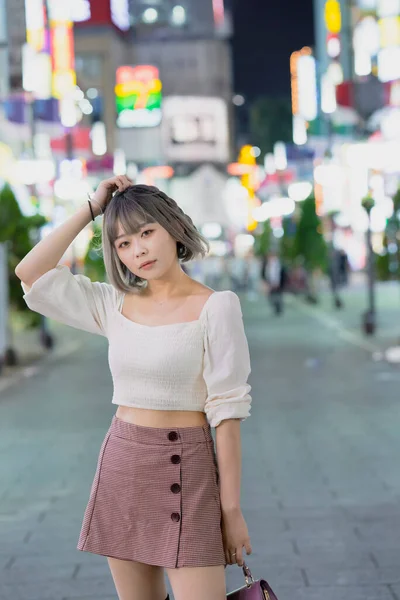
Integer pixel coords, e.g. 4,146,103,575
161,96,229,163
111,0,130,31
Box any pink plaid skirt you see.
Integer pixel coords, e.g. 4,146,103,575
77,416,226,568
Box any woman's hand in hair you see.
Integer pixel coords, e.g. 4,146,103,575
92,176,133,212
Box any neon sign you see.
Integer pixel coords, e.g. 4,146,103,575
213,0,225,28
324,0,341,34
115,65,162,128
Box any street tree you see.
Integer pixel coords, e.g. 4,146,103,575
253,220,271,258
249,96,292,156
83,221,106,282
293,195,327,301
0,184,46,368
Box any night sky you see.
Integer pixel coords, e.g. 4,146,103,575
231,0,315,101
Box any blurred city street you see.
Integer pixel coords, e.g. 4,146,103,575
2,0,400,598
1,284,400,600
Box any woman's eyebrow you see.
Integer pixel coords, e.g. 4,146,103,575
115,233,128,242
114,223,156,242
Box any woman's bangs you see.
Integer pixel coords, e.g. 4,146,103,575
108,199,154,243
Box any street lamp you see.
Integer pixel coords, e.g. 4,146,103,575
362,194,376,335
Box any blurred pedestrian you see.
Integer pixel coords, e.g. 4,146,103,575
15,177,253,600
245,251,261,301
338,248,349,286
328,247,344,309
228,254,247,293
261,252,287,315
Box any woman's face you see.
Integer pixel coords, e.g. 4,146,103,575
114,220,179,280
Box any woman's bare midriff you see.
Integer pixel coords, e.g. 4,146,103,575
115,405,207,428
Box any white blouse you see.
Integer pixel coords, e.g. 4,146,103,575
21,265,252,428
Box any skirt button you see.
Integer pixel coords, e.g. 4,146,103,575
171,454,181,464
168,431,178,442
171,512,181,522
170,483,181,494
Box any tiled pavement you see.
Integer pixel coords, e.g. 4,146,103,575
1,286,400,599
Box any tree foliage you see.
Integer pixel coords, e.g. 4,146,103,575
253,220,271,257
83,221,106,282
376,187,400,281
0,184,46,325
293,195,327,272
393,187,400,214
249,96,293,156
280,216,296,264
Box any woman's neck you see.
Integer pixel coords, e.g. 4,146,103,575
144,267,190,300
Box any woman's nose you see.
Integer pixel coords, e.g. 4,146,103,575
133,240,146,257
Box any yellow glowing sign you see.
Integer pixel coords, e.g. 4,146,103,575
238,145,256,165
25,0,46,51
50,20,76,99
379,17,400,48
0,143,15,182
325,0,341,34
236,145,259,231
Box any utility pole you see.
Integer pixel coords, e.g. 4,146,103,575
362,195,376,335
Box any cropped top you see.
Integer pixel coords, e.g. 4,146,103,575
21,265,252,428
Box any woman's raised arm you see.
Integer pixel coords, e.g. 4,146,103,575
15,175,132,287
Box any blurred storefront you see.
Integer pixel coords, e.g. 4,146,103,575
0,0,240,273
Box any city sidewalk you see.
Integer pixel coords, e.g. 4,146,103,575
243,275,400,355
0,316,85,395
1,283,400,599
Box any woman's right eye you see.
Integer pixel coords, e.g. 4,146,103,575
119,241,128,248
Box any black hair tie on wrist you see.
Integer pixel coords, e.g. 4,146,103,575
88,200,95,222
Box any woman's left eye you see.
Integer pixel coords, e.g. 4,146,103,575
142,229,153,237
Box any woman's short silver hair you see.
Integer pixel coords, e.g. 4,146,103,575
101,184,210,292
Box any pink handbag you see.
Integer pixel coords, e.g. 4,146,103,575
227,562,279,600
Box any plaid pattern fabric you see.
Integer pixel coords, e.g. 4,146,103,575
77,416,226,568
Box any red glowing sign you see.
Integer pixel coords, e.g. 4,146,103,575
212,0,225,28
73,0,129,33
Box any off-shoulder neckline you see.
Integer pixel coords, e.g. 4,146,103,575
116,289,224,329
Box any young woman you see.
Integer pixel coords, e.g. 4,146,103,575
15,176,253,600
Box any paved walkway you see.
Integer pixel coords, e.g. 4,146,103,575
1,287,400,599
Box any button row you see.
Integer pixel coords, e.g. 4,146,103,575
169,433,180,522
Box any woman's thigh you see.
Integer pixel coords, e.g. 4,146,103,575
166,565,226,600
107,557,167,600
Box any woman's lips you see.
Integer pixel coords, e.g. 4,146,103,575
140,260,156,270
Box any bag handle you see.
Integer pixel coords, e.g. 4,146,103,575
241,561,255,588
241,563,273,599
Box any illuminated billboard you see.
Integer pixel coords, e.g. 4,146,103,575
115,65,162,128
72,0,130,32
50,20,76,99
161,96,229,163
290,47,317,144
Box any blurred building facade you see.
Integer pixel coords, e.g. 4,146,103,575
301,0,400,269
4,0,25,93
0,0,9,99
0,0,239,259
312,0,400,135
72,0,234,166
130,0,233,39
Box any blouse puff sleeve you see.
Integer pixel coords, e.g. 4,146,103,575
203,291,252,428
21,265,119,337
